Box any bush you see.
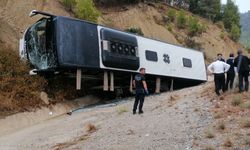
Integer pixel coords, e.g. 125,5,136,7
230,23,241,41
231,95,241,106
220,32,225,39
62,0,76,11
75,0,100,23
187,16,205,37
125,27,144,36
177,10,187,29
0,44,47,113
167,9,176,22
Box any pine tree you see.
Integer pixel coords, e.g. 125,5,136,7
189,0,221,22
222,0,240,31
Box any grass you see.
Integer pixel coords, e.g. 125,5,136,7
240,118,250,128
245,136,250,145
217,122,226,130
240,101,250,109
204,129,215,139
223,139,233,147
117,106,128,115
231,96,241,106
204,146,215,150
85,123,97,133
214,112,223,119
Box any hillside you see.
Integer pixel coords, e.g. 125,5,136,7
240,11,250,49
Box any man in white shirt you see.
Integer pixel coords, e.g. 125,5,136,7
208,57,230,96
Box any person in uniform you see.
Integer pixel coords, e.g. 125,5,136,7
132,68,149,114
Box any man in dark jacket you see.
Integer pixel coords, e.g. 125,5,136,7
226,53,236,90
234,49,250,92
132,68,149,114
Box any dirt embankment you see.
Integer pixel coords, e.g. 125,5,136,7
0,0,72,50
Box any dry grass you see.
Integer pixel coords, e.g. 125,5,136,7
217,122,225,130
204,129,215,139
0,44,47,113
240,118,250,128
85,123,97,133
245,136,250,145
117,106,128,115
204,146,215,150
214,112,223,119
231,95,241,106
223,139,233,147
240,101,250,109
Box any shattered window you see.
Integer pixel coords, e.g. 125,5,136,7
26,19,56,70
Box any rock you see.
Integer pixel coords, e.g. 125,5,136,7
40,91,49,105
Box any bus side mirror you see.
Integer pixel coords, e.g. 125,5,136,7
29,10,38,17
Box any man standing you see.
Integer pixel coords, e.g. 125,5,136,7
133,68,149,114
217,53,225,62
226,53,236,90
208,56,230,96
234,49,250,92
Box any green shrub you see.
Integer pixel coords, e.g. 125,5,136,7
187,16,205,37
177,10,187,29
167,9,176,22
62,0,76,11
230,23,240,41
75,0,100,23
125,27,144,36
220,32,225,39
231,95,241,106
167,24,172,32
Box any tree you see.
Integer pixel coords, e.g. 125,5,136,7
230,23,240,41
222,0,240,32
189,0,221,22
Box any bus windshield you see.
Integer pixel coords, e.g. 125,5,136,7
26,18,56,70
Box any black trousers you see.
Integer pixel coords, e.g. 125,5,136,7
238,71,249,92
226,73,235,90
214,73,226,95
133,93,145,112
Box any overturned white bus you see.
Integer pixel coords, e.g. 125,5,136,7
20,10,207,94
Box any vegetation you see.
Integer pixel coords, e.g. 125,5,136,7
62,0,100,22
167,8,176,22
217,122,225,130
117,106,128,115
231,95,241,106
62,0,76,11
204,129,215,138
85,123,97,133
0,44,47,113
187,16,206,37
223,139,233,147
189,0,221,22
241,118,250,128
125,27,144,36
176,10,187,29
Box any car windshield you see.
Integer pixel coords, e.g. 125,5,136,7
26,18,56,70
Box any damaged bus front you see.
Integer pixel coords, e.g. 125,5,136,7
20,11,57,73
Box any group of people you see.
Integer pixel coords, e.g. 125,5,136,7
208,49,250,96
